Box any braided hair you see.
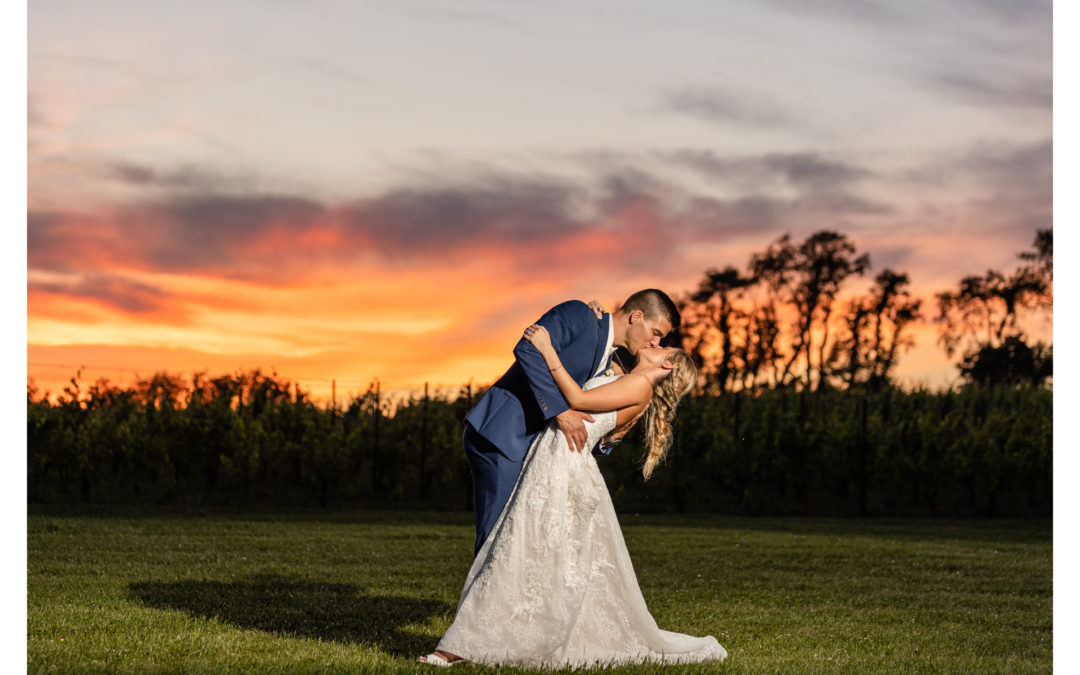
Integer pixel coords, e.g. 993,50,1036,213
641,348,697,480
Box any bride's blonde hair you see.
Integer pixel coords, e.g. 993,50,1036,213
641,349,697,480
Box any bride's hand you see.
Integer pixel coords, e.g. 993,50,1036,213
523,324,552,351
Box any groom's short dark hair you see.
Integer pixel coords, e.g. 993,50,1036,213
620,289,681,332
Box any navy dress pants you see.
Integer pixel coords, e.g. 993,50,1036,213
463,421,524,556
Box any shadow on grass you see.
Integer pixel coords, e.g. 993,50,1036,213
128,575,451,657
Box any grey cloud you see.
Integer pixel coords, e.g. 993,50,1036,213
959,138,1051,181
904,1,1049,112
681,195,789,234
948,138,1052,212
900,137,1049,199
28,195,329,278
27,177,599,278
793,193,893,216
592,169,667,214
902,137,1051,235
959,138,1052,228
891,137,1050,245
761,0,1049,116
681,190,891,239
662,86,793,128
757,0,902,26
140,194,325,270
667,150,870,190
28,210,115,274
30,273,172,314
27,153,898,284
871,245,916,270
665,149,889,223
762,154,870,188
27,211,65,253
352,177,590,252
105,161,256,192
762,0,1048,36
931,71,1051,109
950,0,1051,30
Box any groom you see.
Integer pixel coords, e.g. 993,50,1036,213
462,289,681,555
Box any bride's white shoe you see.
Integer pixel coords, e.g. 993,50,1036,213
417,652,462,667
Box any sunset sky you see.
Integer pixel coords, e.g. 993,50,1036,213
26,0,1053,402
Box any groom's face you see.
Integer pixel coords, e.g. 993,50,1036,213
626,312,672,355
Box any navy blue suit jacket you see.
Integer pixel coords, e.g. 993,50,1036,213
464,300,613,462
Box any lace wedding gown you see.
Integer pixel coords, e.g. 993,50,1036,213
437,375,727,668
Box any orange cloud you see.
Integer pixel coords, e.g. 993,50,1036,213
27,151,1051,404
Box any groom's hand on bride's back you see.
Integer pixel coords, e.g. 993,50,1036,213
556,409,595,453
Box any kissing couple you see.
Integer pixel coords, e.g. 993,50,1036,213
419,289,728,668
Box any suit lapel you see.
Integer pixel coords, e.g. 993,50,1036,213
590,312,612,378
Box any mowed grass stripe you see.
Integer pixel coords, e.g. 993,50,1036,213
28,509,1050,673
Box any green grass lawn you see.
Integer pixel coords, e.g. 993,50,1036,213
27,507,1051,673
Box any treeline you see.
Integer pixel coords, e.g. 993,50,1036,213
679,228,1052,393
27,371,475,510
605,386,1050,517
27,370,1051,517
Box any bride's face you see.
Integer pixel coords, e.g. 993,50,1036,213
635,346,676,373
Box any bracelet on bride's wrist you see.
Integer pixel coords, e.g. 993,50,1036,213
550,364,562,372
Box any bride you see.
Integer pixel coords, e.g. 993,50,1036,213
418,323,728,668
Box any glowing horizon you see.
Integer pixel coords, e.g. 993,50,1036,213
28,1,1051,403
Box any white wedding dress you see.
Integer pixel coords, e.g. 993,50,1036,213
437,375,727,668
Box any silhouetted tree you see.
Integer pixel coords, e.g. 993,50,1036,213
747,234,796,387
959,336,1052,387
936,269,1046,358
829,269,922,389
1019,227,1052,308
683,231,878,392
737,304,783,391
936,229,1052,385
136,372,186,411
682,266,755,393
760,231,870,390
